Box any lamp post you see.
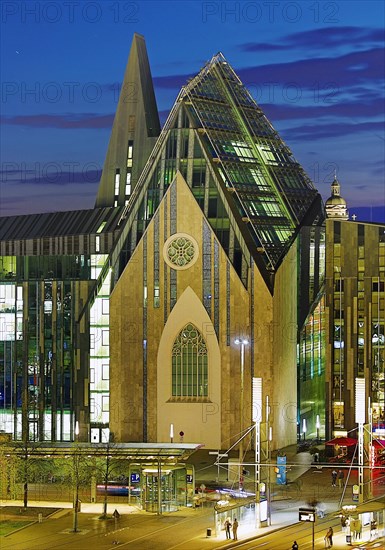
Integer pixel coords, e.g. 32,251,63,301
235,338,248,491
302,419,307,441
355,378,365,504
267,426,272,526
170,423,174,444
73,420,80,533
316,415,320,443
253,377,262,529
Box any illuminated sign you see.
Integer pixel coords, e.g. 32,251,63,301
299,508,315,522
130,473,140,483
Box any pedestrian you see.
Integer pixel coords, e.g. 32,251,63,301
232,518,239,540
292,541,299,550
340,514,347,531
370,519,378,539
350,519,357,541
337,469,344,488
331,469,337,487
355,518,362,540
324,526,333,548
224,518,232,539
317,502,326,518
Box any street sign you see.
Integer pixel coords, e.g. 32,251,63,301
299,508,315,522
276,455,287,485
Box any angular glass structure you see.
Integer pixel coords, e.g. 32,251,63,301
0,36,326,447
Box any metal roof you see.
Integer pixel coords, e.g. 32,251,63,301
1,441,203,462
0,207,124,241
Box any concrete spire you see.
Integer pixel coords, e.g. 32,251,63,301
95,33,160,208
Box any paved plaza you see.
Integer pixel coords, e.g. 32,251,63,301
1,446,384,549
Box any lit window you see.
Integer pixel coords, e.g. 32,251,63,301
125,172,131,196
115,169,120,196
102,363,109,380
102,395,109,412
102,299,109,315
102,330,109,347
172,323,208,397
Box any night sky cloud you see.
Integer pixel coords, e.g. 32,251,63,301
282,120,384,141
0,114,114,129
1,169,102,186
261,97,385,122
240,26,384,52
237,48,384,91
1,6,383,220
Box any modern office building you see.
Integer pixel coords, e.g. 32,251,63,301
1,33,381,456
298,178,385,441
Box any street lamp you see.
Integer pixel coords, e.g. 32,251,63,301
73,420,80,533
253,377,262,529
235,338,249,491
355,378,366,503
170,423,174,444
267,426,272,526
316,415,320,443
302,419,307,441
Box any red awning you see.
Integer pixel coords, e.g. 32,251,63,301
325,437,358,447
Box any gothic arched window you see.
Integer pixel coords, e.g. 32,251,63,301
172,323,208,397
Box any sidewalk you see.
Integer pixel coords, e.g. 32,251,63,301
2,496,383,549
1,444,384,549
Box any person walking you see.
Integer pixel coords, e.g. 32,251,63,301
324,526,333,548
232,518,239,540
292,541,299,550
224,518,232,539
370,519,377,539
355,518,362,540
331,469,337,487
337,469,344,488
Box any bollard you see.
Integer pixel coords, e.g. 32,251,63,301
38,513,43,523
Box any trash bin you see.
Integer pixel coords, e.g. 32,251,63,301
206,528,212,537
346,534,351,543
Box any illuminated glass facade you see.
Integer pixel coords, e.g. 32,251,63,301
4,38,363,451
298,296,326,439
0,208,123,442
325,220,385,438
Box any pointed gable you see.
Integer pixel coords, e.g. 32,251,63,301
105,48,324,298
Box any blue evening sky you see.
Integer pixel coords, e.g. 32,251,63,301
1,0,384,222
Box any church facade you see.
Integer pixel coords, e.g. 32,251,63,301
0,34,383,453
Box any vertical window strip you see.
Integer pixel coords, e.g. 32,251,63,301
203,220,212,316
170,184,177,311
154,212,160,308
226,261,230,346
143,234,147,441
250,258,254,374
164,197,168,323
214,240,219,337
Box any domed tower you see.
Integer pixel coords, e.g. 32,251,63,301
325,176,349,220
